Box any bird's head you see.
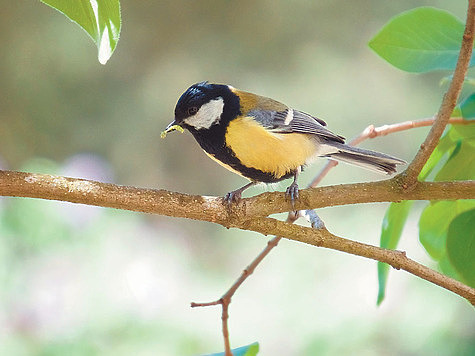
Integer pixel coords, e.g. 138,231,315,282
163,82,239,137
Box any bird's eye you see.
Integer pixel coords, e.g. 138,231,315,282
187,106,198,116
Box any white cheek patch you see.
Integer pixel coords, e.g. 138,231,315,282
184,97,225,130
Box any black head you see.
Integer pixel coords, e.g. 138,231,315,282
170,82,240,131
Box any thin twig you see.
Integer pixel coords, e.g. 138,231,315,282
403,1,475,183
190,213,296,355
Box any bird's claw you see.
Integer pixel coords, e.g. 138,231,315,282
224,190,242,206
285,182,299,209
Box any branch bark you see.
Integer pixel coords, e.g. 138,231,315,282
1,170,474,222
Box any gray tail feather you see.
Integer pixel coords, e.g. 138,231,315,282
324,143,406,175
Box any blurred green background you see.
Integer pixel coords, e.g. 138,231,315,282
1,1,474,355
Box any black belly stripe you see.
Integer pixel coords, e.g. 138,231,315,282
189,124,293,183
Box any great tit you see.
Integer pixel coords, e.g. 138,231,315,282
163,82,405,204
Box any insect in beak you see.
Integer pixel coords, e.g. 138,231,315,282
161,120,184,138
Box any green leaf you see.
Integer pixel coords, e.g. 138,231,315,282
450,120,475,143
434,124,475,181
458,93,475,119
419,123,475,181
40,0,121,64
206,343,259,356
437,253,464,281
434,140,475,181
419,201,474,260
369,7,475,73
417,122,475,282
377,201,414,305
418,128,454,180
452,105,462,118
242,343,259,356
446,209,475,287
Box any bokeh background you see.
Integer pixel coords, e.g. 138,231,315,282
1,1,474,355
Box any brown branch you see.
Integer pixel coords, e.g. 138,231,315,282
403,1,475,183
1,167,473,306
1,171,473,220
247,179,475,217
188,208,475,306
10,170,468,305
239,218,475,305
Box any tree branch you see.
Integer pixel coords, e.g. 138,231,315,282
239,218,475,305
1,171,473,222
4,171,472,304
403,1,475,183
246,179,475,217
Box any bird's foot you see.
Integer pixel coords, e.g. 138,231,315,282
223,182,256,206
285,182,299,209
224,189,243,206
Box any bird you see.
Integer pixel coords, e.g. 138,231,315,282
162,82,405,205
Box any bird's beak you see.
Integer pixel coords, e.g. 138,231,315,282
165,119,179,131
161,120,184,138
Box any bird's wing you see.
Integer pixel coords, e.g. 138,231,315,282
248,108,345,143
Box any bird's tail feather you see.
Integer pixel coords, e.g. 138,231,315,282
324,143,406,175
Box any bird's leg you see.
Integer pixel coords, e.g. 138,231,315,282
224,182,257,205
285,167,301,209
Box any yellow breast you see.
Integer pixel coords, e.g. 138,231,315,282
225,117,316,178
